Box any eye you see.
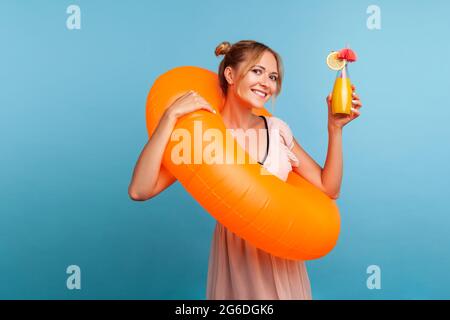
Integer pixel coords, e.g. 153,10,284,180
252,68,263,75
269,75,278,81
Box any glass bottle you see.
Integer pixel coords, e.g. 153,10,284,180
331,63,352,115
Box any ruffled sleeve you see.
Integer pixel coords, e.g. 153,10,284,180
268,117,300,168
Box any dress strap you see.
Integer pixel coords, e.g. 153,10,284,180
257,115,269,165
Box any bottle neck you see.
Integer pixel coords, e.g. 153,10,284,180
337,64,350,79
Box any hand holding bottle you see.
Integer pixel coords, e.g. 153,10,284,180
326,84,362,130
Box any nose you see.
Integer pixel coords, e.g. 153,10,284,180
259,72,269,87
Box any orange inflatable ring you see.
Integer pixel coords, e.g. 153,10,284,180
146,66,340,260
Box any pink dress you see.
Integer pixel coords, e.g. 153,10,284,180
206,116,313,300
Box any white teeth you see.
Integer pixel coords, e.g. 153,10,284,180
252,90,266,98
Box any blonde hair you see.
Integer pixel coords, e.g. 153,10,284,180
215,40,284,99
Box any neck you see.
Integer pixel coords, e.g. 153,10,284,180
221,92,255,130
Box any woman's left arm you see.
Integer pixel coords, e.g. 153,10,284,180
291,85,363,199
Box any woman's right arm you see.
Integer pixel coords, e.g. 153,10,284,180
128,91,215,201
128,112,178,201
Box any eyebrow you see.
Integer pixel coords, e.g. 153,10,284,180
252,65,279,76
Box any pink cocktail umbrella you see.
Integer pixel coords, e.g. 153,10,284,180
338,48,358,62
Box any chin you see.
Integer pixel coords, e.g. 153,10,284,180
246,96,270,109
251,103,265,109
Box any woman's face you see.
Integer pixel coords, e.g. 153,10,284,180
230,51,279,109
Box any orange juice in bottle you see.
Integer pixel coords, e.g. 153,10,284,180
331,65,352,115
326,48,357,115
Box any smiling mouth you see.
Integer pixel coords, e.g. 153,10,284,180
251,89,268,99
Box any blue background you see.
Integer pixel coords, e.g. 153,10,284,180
1,0,449,299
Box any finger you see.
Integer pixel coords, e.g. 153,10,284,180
326,94,332,106
352,92,360,100
194,100,216,114
182,90,196,100
198,97,212,107
352,100,362,108
351,84,356,91
351,107,361,117
196,95,207,103
174,91,192,103
201,105,217,114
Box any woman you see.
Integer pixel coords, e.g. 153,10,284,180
128,40,362,300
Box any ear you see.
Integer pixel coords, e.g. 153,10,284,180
224,66,234,85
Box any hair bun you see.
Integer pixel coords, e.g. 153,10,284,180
215,41,232,57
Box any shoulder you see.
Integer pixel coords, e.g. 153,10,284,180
266,116,290,129
265,116,295,148
266,116,294,136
